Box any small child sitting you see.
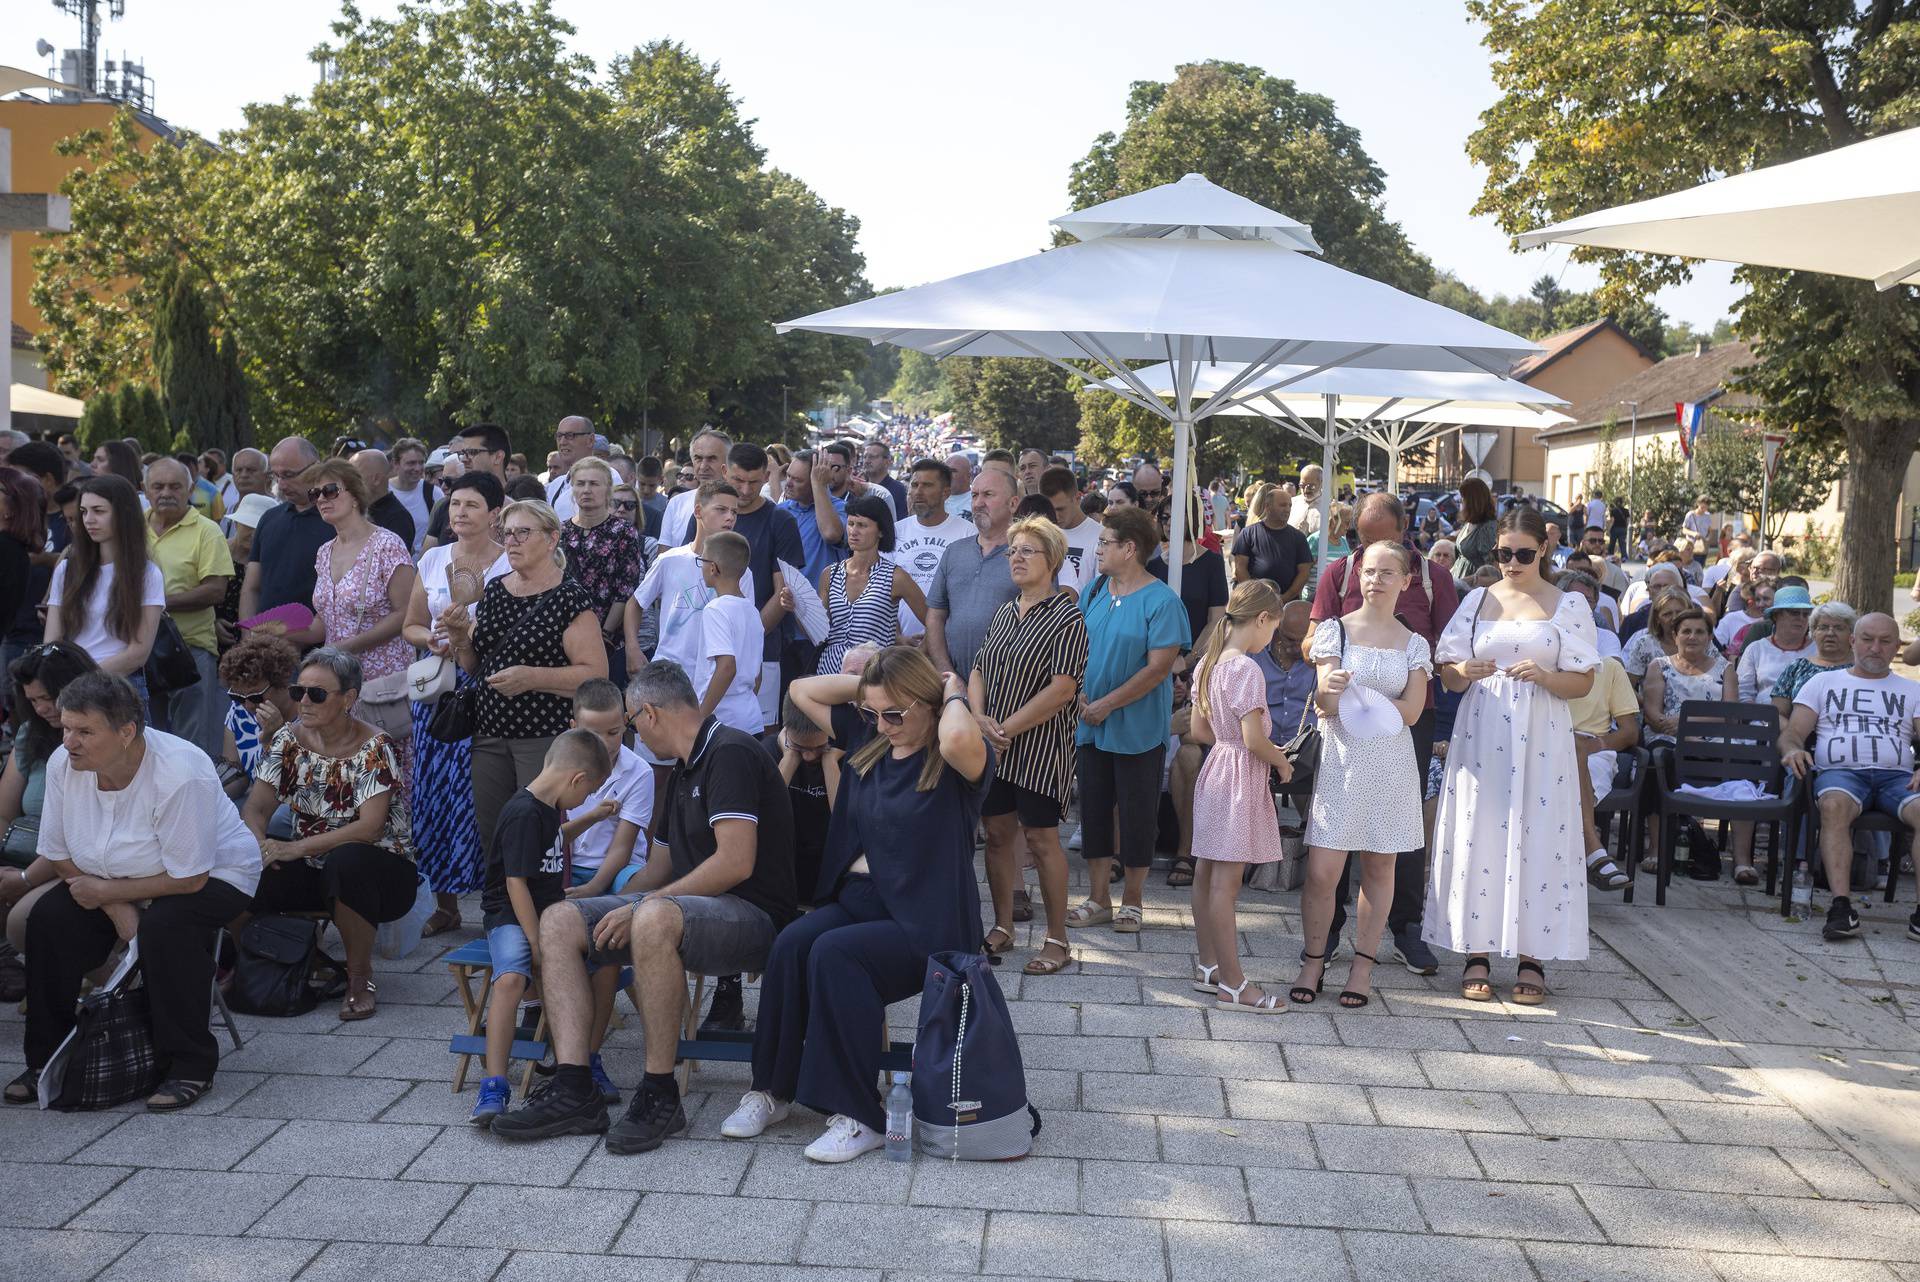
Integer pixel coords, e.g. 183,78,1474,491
471,728,611,1126
562,678,655,899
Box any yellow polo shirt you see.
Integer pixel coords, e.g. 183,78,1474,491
148,508,235,653
1567,656,1638,737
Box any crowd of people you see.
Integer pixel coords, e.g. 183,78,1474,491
0,420,1913,1170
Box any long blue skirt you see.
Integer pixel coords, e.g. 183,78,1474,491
411,674,483,895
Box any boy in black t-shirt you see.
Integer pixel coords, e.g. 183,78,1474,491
471,729,611,1127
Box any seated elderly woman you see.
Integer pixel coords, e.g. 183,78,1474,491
242,646,417,1021
4,672,261,1111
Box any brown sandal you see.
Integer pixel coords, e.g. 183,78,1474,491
339,972,377,1021
1511,960,1549,1006
421,908,462,938
1462,957,1494,1003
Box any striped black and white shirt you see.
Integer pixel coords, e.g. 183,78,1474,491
973,591,1090,815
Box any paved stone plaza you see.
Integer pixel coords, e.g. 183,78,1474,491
6,862,1920,1282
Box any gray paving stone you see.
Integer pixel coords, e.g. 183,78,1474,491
1164,1220,1350,1282
739,1140,915,1205
1524,1241,1719,1281
1079,1003,1209,1039
1466,1133,1648,1187
70,1167,297,1236
909,1153,1078,1212
1620,1139,1817,1196
1312,1122,1480,1178
1082,1069,1226,1117
1148,1036,1288,1079
96,1232,321,1281
1365,1086,1528,1133
1507,1090,1679,1140
375,1081,483,1126
1245,1168,1424,1231
983,1209,1166,1282
1331,1013,1476,1052
1080,1158,1248,1220
1020,1068,1082,1109
1654,1100,1835,1149
1224,1079,1373,1124
1414,1176,1604,1242
1747,1194,1920,1262
1456,1018,1604,1058
350,1036,463,1081
0,1229,135,1282
798,1203,985,1272
1284,1043,1429,1087
431,1184,639,1253
1206,1006,1342,1043
0,1109,128,1163
1009,973,1142,1004
1688,1063,1787,1105
402,1124,599,1186
1585,1022,1746,1066
489,1253,692,1281
1415,1049,1566,1093
1576,1184,1780,1252
1552,1056,1715,1102
219,1031,385,1076
250,1173,466,1243
238,1118,440,1178
691,1268,872,1282
572,1137,751,1195
222,1072,410,1122
70,1113,285,1171
1341,1228,1531,1282
1707,1253,1901,1281
1157,1116,1316,1170
1777,1147,1903,1202
612,1191,809,1263
0,1160,127,1228
1004,1000,1081,1036
298,1242,509,1282
1018,1033,1152,1072
1028,1109,1161,1162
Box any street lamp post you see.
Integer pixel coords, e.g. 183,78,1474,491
1624,400,1639,493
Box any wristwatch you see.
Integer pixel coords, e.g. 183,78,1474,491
944,694,970,708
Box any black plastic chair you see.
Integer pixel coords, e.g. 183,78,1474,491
1596,747,1650,903
1784,791,1915,918
1648,701,1802,907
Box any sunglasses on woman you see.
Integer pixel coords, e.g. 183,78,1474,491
229,687,271,707
610,499,638,513
287,685,338,703
1492,547,1539,565
856,705,910,727
308,483,344,504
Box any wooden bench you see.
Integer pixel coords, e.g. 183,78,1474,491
446,938,550,1099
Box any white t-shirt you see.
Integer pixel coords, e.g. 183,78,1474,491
1288,493,1322,535
945,493,973,525
1703,561,1732,590
563,743,654,873
544,474,579,522
1056,516,1102,596
393,480,433,554
46,559,166,666
1714,608,1763,650
1591,593,1620,633
660,488,698,548
1595,626,1624,662
633,544,756,676
697,592,766,733
1585,498,1608,531
40,730,262,895
1796,668,1920,773
892,513,966,637
1738,636,1814,704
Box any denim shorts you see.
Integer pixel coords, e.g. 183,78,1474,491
573,891,775,975
568,863,643,892
487,923,534,980
1814,767,1920,818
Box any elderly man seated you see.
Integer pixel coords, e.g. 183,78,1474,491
490,661,796,1153
5,672,262,1111
1780,613,1920,942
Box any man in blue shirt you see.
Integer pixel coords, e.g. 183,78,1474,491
778,449,849,587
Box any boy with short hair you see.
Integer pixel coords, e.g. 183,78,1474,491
696,530,766,734
562,679,656,899
471,729,611,1126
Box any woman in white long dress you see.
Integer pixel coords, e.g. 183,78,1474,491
1424,506,1598,1005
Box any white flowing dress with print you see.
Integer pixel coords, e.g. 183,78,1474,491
1423,588,1600,962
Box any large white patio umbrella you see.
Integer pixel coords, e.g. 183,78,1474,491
1107,362,1571,569
779,173,1537,591
1518,126,1920,291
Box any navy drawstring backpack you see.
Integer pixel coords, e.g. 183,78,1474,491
911,950,1041,1159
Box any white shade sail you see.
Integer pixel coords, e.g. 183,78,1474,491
0,66,77,98
779,172,1538,589
10,383,83,418
1517,126,1920,291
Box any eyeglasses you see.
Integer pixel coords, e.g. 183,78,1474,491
270,468,305,483
450,448,489,463
1492,547,1540,565
287,685,338,703
501,526,543,544
1006,545,1046,560
555,429,592,443
229,687,271,707
308,483,344,504
856,705,910,727
693,555,712,568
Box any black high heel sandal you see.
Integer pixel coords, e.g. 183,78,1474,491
1339,951,1376,1009
1290,950,1325,1005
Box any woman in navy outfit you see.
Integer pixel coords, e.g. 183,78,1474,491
719,645,991,1165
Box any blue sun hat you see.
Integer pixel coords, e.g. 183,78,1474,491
1768,584,1815,615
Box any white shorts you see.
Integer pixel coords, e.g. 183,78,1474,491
1586,748,1618,799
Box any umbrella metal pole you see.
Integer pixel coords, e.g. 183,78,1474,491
1317,392,1338,582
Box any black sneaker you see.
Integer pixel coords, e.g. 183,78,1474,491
488,1075,608,1142
1824,896,1862,942
1908,909,1920,942
605,1078,687,1155
1391,927,1439,976
700,977,746,1033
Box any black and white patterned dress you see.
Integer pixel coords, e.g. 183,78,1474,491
816,559,902,675
972,592,1089,818
471,576,597,740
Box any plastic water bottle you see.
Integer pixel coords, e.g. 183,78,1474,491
1792,866,1813,916
885,1072,914,1163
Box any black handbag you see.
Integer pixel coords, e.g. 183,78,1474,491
145,613,201,693
226,914,341,1016
1278,618,1340,778
426,684,477,743
46,961,164,1110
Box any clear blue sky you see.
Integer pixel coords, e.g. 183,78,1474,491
8,0,1740,327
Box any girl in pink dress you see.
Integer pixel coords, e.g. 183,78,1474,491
1189,580,1295,1014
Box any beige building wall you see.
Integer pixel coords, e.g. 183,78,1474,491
1489,327,1656,491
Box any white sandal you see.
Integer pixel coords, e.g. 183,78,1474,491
1112,905,1144,934
1214,977,1286,1014
1192,962,1219,994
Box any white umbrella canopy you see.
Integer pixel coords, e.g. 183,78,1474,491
779,173,1538,591
1517,126,1920,291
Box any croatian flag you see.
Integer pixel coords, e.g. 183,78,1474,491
1675,402,1706,457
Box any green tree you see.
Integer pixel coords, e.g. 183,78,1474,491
1693,420,1845,542
154,270,227,453
1468,0,1920,609
887,350,955,415
77,386,121,452
1594,423,1691,535
947,359,1079,453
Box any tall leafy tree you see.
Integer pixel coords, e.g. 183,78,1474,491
1468,0,1920,608
1694,420,1846,542
948,359,1079,454
154,270,227,452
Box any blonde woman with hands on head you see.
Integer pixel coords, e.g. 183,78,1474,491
1292,542,1431,1009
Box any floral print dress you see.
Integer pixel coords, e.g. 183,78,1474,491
255,725,412,863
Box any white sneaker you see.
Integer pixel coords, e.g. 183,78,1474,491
720,1090,791,1139
803,1113,885,1163
1065,824,1082,852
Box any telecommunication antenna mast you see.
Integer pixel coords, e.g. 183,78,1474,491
50,0,124,98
